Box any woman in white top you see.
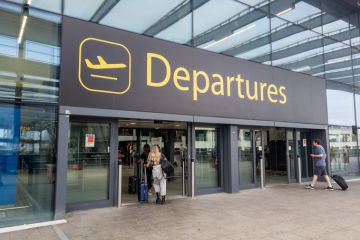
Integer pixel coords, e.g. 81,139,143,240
146,145,167,204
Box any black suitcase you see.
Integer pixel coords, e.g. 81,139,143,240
332,175,348,190
128,176,138,194
128,157,139,194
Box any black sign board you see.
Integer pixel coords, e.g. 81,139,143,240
60,17,328,125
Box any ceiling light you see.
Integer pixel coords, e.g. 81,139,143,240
18,15,28,44
326,57,350,64
129,122,136,125
203,24,256,49
292,66,310,72
275,7,294,16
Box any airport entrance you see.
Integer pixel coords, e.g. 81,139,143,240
118,119,188,205
238,127,318,188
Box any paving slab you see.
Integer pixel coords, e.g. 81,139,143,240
1,182,360,240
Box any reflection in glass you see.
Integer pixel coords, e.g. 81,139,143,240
0,6,60,103
67,122,110,204
329,126,359,178
326,88,355,126
238,129,253,185
195,127,220,190
193,0,271,63
5,0,62,13
0,103,57,227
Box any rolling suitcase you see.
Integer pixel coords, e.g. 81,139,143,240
138,160,148,203
128,159,139,194
332,175,348,190
128,176,138,194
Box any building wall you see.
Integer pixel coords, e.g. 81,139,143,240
0,0,359,228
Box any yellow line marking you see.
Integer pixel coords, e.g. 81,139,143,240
90,74,118,80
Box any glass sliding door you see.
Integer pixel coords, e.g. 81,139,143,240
195,127,220,190
238,129,254,185
67,122,110,205
296,131,313,179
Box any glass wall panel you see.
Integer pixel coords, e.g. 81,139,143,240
271,0,325,75
0,4,60,103
238,129,253,185
193,0,271,63
326,86,355,126
0,103,57,227
195,127,220,190
67,122,110,204
64,0,191,45
329,126,359,178
5,0,62,13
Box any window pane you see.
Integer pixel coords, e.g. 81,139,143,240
271,0,325,73
194,0,271,63
195,127,220,190
6,0,61,13
0,103,57,227
238,129,253,185
67,122,110,204
64,0,191,45
326,84,355,126
0,5,60,103
329,126,358,178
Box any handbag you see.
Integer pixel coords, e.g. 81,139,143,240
160,154,174,177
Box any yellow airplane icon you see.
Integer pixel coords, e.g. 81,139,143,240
85,56,127,69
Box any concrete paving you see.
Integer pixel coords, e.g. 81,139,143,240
1,181,360,240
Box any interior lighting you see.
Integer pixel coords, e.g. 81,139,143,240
275,7,294,16
326,57,350,64
18,2,30,44
203,24,256,49
17,15,28,44
129,122,137,125
292,66,310,72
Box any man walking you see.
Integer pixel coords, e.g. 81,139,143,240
305,139,333,190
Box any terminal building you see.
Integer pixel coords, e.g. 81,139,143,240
0,0,359,228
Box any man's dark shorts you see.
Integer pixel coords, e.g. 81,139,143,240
314,166,328,176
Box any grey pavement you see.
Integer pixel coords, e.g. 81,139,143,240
2,181,360,240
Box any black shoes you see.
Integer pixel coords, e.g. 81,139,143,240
156,193,161,204
155,193,166,205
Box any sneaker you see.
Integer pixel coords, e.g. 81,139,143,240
305,185,314,190
325,186,334,191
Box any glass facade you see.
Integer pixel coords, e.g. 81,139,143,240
1,0,360,228
238,129,254,185
195,127,220,190
0,0,60,227
67,122,110,205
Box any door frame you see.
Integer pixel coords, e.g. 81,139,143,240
117,121,190,205
238,128,264,190
295,129,314,182
193,124,225,195
286,128,298,184
65,117,117,212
